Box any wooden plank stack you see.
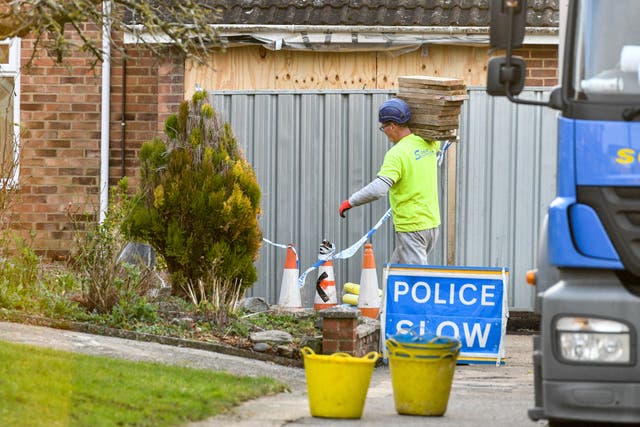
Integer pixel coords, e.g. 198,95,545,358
396,76,468,141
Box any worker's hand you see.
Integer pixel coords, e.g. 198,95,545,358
339,200,352,218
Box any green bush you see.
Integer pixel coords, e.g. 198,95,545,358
0,235,40,311
0,234,84,319
123,91,262,304
69,178,156,315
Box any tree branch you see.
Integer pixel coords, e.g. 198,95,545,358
0,0,222,64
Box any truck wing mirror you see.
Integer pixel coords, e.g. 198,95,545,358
490,0,527,49
548,86,563,110
487,56,526,96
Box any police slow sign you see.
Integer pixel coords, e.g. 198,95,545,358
383,265,509,364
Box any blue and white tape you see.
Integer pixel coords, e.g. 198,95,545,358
265,138,454,289
297,208,393,288
262,238,299,267
438,140,453,166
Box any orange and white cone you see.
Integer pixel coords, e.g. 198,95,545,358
358,243,380,319
314,259,337,310
277,244,301,308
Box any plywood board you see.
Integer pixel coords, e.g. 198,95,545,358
185,46,276,96
378,45,490,89
184,44,491,93
273,50,378,90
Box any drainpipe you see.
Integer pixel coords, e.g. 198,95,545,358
121,51,126,178
99,0,111,223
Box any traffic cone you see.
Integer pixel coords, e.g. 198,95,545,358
277,244,301,308
314,259,337,310
358,243,380,319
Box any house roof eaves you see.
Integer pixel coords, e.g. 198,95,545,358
147,23,557,35
123,25,558,48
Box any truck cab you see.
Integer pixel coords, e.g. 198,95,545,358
487,0,640,425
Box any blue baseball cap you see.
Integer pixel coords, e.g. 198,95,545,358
378,98,411,124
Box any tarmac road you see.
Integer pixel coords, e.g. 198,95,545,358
0,321,546,427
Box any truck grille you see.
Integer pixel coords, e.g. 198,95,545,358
577,186,640,277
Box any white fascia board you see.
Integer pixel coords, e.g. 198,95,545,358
123,25,558,48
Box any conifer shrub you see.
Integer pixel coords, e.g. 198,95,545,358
123,91,262,304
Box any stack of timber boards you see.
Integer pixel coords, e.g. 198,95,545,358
397,76,468,141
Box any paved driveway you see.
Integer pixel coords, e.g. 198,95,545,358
0,321,545,427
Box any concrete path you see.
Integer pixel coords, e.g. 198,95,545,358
0,321,546,427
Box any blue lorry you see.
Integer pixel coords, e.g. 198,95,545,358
487,0,640,425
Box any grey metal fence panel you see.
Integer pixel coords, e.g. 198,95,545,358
457,88,557,311
208,88,556,311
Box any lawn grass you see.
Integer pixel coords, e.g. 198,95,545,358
0,340,286,427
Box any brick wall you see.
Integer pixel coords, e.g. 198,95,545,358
109,45,184,188
319,307,380,357
15,28,184,260
517,45,559,87
18,23,103,260
488,44,558,88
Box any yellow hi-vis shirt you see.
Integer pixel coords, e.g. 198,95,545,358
378,134,440,232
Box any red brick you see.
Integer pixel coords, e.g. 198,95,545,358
34,149,58,157
322,319,340,339
22,103,45,111
33,204,57,213
33,94,58,103
33,186,59,194
529,49,557,59
525,59,544,68
46,121,72,130
335,323,357,340
71,103,99,112
322,339,338,354
42,103,71,112
525,78,544,86
72,177,97,186
336,340,355,352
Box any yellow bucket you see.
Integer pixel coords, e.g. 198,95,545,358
386,339,461,416
301,347,380,419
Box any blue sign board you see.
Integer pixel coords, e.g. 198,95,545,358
382,264,509,364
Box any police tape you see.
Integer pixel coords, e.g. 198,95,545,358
295,139,452,287
297,208,393,288
264,139,453,289
438,140,453,166
262,238,299,264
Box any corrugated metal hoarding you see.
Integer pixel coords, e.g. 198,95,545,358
457,90,557,310
208,88,556,311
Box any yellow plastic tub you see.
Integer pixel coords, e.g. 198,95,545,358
386,339,461,416
301,347,380,419
386,336,459,355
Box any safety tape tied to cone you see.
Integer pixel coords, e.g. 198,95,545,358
277,244,302,308
314,259,337,310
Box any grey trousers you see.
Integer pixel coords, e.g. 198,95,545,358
389,227,439,265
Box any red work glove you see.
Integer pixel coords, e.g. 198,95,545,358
339,199,352,218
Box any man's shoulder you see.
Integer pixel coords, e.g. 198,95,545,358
416,133,441,145
397,134,440,151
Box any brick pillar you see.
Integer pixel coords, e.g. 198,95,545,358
319,306,359,355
